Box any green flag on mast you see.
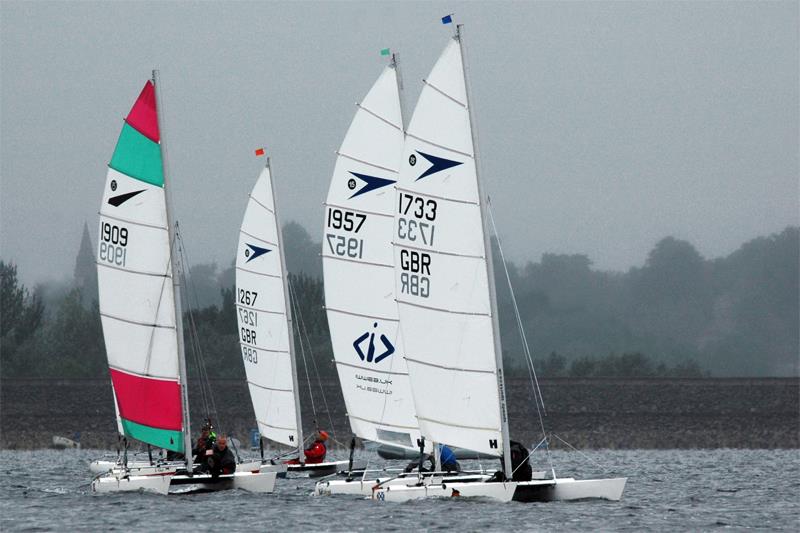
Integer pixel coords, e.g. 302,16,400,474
380,48,390,56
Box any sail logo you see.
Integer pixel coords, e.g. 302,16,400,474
244,243,270,263
348,171,396,199
108,188,146,207
353,322,394,363
410,151,462,181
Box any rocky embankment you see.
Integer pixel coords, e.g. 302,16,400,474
1,378,797,450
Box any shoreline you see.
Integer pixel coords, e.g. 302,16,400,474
2,377,797,450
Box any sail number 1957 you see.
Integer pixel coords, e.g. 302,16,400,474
327,207,366,233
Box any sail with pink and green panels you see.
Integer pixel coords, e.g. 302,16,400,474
96,81,184,452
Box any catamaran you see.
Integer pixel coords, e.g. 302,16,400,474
235,155,351,478
372,23,627,503
314,51,497,497
91,73,276,494
315,52,427,496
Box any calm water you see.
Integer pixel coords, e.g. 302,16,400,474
1,448,798,531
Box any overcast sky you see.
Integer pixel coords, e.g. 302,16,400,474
2,1,797,286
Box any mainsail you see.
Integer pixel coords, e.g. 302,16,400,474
393,36,510,457
236,161,302,449
323,60,423,450
97,81,184,452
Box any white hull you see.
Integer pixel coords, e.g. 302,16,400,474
372,476,627,503
91,470,277,495
90,459,179,476
92,473,173,495
515,477,627,502
287,459,357,478
315,471,492,497
52,436,80,449
374,478,517,502
258,462,289,477
91,458,277,476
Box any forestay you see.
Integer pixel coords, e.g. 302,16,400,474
394,38,505,456
97,81,184,452
323,63,423,451
236,164,300,447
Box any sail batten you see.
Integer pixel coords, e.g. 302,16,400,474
98,80,184,452
323,63,423,451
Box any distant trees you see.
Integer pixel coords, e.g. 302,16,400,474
2,223,797,378
1,261,45,374
494,227,799,377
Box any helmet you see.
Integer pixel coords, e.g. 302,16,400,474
317,430,329,442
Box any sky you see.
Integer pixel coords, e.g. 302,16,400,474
1,1,797,286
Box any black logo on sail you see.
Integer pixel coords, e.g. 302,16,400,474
489,439,498,449
108,189,145,207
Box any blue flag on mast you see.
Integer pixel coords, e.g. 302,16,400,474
441,14,453,24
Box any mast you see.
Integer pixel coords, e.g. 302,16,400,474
152,69,193,473
267,156,305,461
391,52,408,131
455,24,513,478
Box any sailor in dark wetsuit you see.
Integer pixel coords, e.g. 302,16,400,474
192,425,215,465
199,434,236,477
488,440,533,482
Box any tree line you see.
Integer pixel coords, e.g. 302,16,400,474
1,224,797,378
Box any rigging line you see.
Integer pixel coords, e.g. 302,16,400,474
550,433,611,474
176,229,220,430
177,236,210,421
285,277,317,424
487,202,547,417
175,233,207,418
287,277,340,447
487,202,554,473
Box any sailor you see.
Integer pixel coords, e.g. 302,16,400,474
192,423,216,468
439,444,460,472
488,440,532,482
403,445,460,473
199,434,236,477
403,453,435,473
508,440,532,481
287,430,329,465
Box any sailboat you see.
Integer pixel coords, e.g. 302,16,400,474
315,53,429,496
91,73,276,494
372,24,627,502
314,52,497,497
235,156,350,477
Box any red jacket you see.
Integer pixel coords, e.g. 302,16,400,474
286,440,327,464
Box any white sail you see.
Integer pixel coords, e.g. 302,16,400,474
97,80,185,452
323,63,423,450
393,38,505,456
236,164,299,448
